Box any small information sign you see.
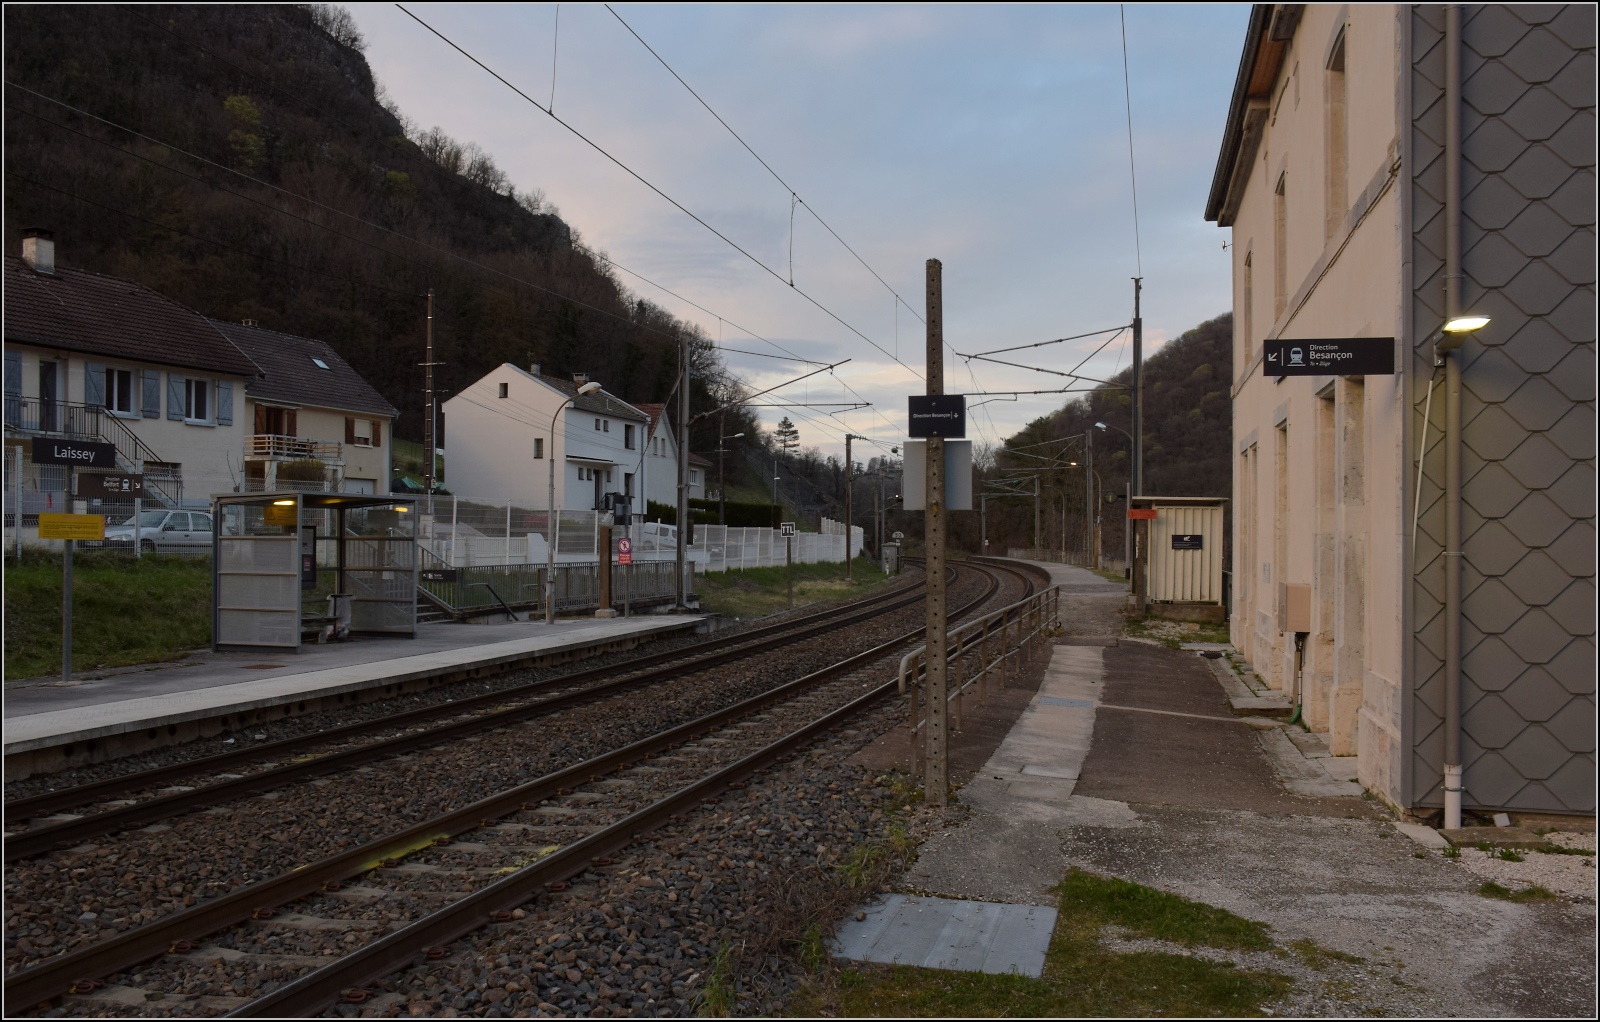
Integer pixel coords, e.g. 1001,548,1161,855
420,568,459,583
617,537,633,565
1171,534,1203,550
39,513,105,540
780,522,796,537
78,473,146,499
1263,337,1395,376
1127,508,1158,521
907,394,967,438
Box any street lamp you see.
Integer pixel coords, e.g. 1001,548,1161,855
547,380,603,624
716,431,744,526
1095,422,1133,575
844,434,865,579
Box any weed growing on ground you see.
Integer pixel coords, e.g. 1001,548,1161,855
797,923,828,973
1442,844,1461,859
1413,850,1428,859
806,869,1290,1017
1538,843,1596,856
1497,847,1526,862
1477,881,1557,902
698,943,738,1016
1476,839,1494,852
1289,938,1365,971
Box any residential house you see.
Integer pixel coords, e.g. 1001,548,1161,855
1206,5,1593,818
3,230,258,510
632,402,708,514
210,320,398,495
442,365,650,511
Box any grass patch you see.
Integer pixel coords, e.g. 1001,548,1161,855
1477,881,1557,903
695,557,890,619
1288,938,1365,970
1124,616,1232,649
3,551,212,678
1497,847,1525,862
811,869,1289,1017
697,943,738,1016
1537,843,1596,856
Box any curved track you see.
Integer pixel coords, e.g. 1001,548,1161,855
5,560,1037,1015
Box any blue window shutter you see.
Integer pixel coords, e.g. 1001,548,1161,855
142,370,161,418
216,381,233,425
3,351,19,428
85,362,106,408
167,374,186,420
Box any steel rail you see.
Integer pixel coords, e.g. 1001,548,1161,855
6,562,1008,1014
7,570,931,822
6,575,945,861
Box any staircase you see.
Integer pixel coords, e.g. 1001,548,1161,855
8,398,183,506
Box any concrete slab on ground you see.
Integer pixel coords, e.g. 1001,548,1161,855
3,615,701,755
829,894,1057,977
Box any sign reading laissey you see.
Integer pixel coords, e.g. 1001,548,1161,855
33,439,117,468
1263,337,1395,376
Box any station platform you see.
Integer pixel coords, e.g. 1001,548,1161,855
4,614,704,779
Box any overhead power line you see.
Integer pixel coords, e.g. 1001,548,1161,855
396,3,925,385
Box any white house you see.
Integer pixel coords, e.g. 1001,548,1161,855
632,402,707,513
443,365,650,511
4,231,259,509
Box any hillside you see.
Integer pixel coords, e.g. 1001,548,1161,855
981,313,1233,557
2,3,749,450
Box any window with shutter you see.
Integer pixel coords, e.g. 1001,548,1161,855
345,417,356,444
216,381,233,425
371,420,381,448
167,374,186,420
142,370,161,418
85,361,106,408
4,352,20,428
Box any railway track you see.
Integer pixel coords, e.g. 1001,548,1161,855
6,560,1039,1016
5,567,942,861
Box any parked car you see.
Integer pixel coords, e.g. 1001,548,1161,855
102,509,214,552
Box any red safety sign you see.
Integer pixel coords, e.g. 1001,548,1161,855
1127,508,1159,520
617,537,633,565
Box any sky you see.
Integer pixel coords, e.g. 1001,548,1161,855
349,2,1248,461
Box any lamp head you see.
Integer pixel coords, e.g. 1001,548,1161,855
1094,422,1107,430
1443,315,1490,333
576,381,602,396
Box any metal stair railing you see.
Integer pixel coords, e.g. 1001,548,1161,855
9,398,183,506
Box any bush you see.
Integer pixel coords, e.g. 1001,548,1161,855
277,458,326,483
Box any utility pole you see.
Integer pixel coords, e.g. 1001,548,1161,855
718,410,727,527
923,258,949,808
422,288,437,499
844,434,859,579
676,332,689,609
1084,429,1094,567
1033,475,1041,556
1131,277,1146,615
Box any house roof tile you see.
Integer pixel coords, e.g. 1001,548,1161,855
3,257,258,377
210,320,398,419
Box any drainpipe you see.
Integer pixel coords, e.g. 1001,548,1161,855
1438,5,1465,831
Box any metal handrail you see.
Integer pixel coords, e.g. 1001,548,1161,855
464,582,518,622
245,434,343,460
5,397,182,505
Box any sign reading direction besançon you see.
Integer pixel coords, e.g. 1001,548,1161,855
908,394,966,438
33,439,117,469
1263,337,1395,376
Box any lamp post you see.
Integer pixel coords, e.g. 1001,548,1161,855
717,428,743,526
1096,422,1133,575
546,381,603,624
843,434,864,579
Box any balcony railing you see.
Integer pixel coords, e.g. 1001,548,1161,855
245,434,344,461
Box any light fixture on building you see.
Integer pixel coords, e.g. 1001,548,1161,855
272,499,295,506
1433,315,1490,365
394,506,409,513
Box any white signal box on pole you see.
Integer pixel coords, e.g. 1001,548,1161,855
902,439,972,511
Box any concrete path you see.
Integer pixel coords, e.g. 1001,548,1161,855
4,616,699,755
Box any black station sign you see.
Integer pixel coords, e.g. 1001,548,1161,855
1171,534,1204,550
1263,337,1395,376
34,439,117,468
77,473,145,498
420,568,459,583
908,394,966,438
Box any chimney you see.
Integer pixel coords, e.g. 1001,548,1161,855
572,372,589,387
21,228,55,275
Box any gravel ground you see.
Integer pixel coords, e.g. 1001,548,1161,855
1449,830,1597,900
10,565,1029,1016
6,576,925,804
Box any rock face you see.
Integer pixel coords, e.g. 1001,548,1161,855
2,3,701,438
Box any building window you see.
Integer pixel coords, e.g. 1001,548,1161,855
1273,173,1288,320
625,423,635,449
185,379,210,422
498,382,509,399
605,469,613,484
1324,32,1347,240
624,472,634,497
595,418,602,431
106,367,133,415
533,437,544,459
603,419,610,432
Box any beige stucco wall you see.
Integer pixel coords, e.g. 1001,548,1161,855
248,402,392,490
8,343,248,500
1227,5,1409,804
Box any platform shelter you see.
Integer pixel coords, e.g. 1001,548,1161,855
212,491,418,651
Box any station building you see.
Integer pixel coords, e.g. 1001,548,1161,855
1206,5,1593,817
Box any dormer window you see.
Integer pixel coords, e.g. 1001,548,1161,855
311,357,330,370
